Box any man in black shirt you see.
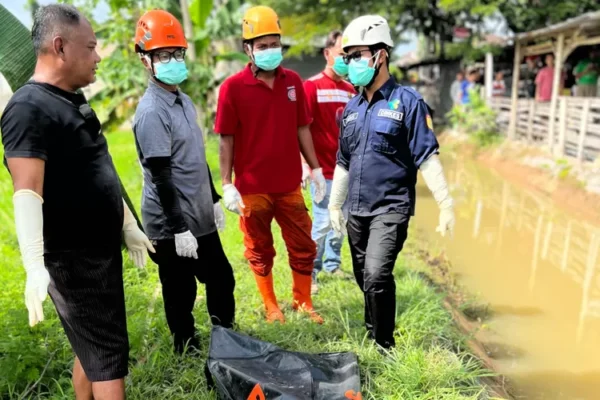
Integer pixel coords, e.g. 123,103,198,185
0,5,154,399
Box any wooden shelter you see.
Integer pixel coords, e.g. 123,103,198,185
490,11,600,162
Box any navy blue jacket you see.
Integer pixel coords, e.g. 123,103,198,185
337,77,439,217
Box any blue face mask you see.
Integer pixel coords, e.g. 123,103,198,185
348,57,376,87
332,56,349,77
154,59,188,85
253,48,283,71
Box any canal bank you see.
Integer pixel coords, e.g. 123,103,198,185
414,145,600,400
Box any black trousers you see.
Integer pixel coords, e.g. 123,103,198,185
150,231,235,352
346,212,410,349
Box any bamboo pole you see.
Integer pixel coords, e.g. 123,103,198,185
527,100,535,143
548,33,564,156
557,97,568,156
508,43,521,140
577,99,591,162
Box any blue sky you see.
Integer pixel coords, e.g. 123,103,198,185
2,0,418,54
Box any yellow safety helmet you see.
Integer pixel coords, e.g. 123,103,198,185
242,6,281,40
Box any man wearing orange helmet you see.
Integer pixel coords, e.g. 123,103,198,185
132,9,236,353
215,5,325,324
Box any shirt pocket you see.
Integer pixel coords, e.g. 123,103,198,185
372,118,402,155
342,122,359,153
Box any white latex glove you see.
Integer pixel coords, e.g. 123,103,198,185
122,200,155,268
175,230,198,259
437,208,455,238
311,167,327,204
13,189,51,327
328,165,350,236
420,154,455,238
301,163,311,189
222,184,245,215
214,202,226,231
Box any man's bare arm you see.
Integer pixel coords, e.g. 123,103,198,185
298,125,320,169
7,158,45,195
219,135,235,185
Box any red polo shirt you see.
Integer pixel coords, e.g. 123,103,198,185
303,72,356,179
214,64,311,195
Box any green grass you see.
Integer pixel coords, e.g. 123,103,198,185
0,131,492,399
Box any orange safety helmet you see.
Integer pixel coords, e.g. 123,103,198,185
242,6,281,40
134,9,187,53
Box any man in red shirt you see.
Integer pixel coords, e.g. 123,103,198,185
302,30,356,294
215,5,326,324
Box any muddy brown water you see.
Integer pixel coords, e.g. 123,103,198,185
414,154,600,400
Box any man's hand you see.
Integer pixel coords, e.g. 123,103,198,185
436,207,455,238
329,208,347,237
223,184,245,215
328,165,350,237
419,154,455,239
123,200,155,268
301,163,311,189
174,230,198,259
13,188,50,327
214,202,226,231
311,168,327,204
25,264,50,327
123,224,155,268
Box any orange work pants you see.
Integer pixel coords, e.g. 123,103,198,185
240,186,316,277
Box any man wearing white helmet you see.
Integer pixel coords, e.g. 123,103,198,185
328,15,455,350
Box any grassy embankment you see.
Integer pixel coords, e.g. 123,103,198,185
0,131,494,399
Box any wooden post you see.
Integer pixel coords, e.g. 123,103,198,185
508,42,521,140
556,97,567,156
485,52,494,99
577,99,591,162
527,100,535,143
548,33,564,155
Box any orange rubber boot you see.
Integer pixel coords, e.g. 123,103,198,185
291,271,324,324
254,272,285,324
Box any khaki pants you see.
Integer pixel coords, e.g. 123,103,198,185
577,85,598,97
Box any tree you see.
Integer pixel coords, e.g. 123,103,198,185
56,0,245,132
0,3,36,93
263,0,495,59
264,0,600,60
499,0,600,33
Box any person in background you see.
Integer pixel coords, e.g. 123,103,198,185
492,71,506,97
132,9,235,354
0,4,154,398
573,47,599,97
328,14,455,350
450,70,464,106
522,56,539,98
302,29,356,294
460,69,479,105
216,5,326,324
535,53,564,102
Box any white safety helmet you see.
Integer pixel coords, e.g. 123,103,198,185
341,15,394,53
